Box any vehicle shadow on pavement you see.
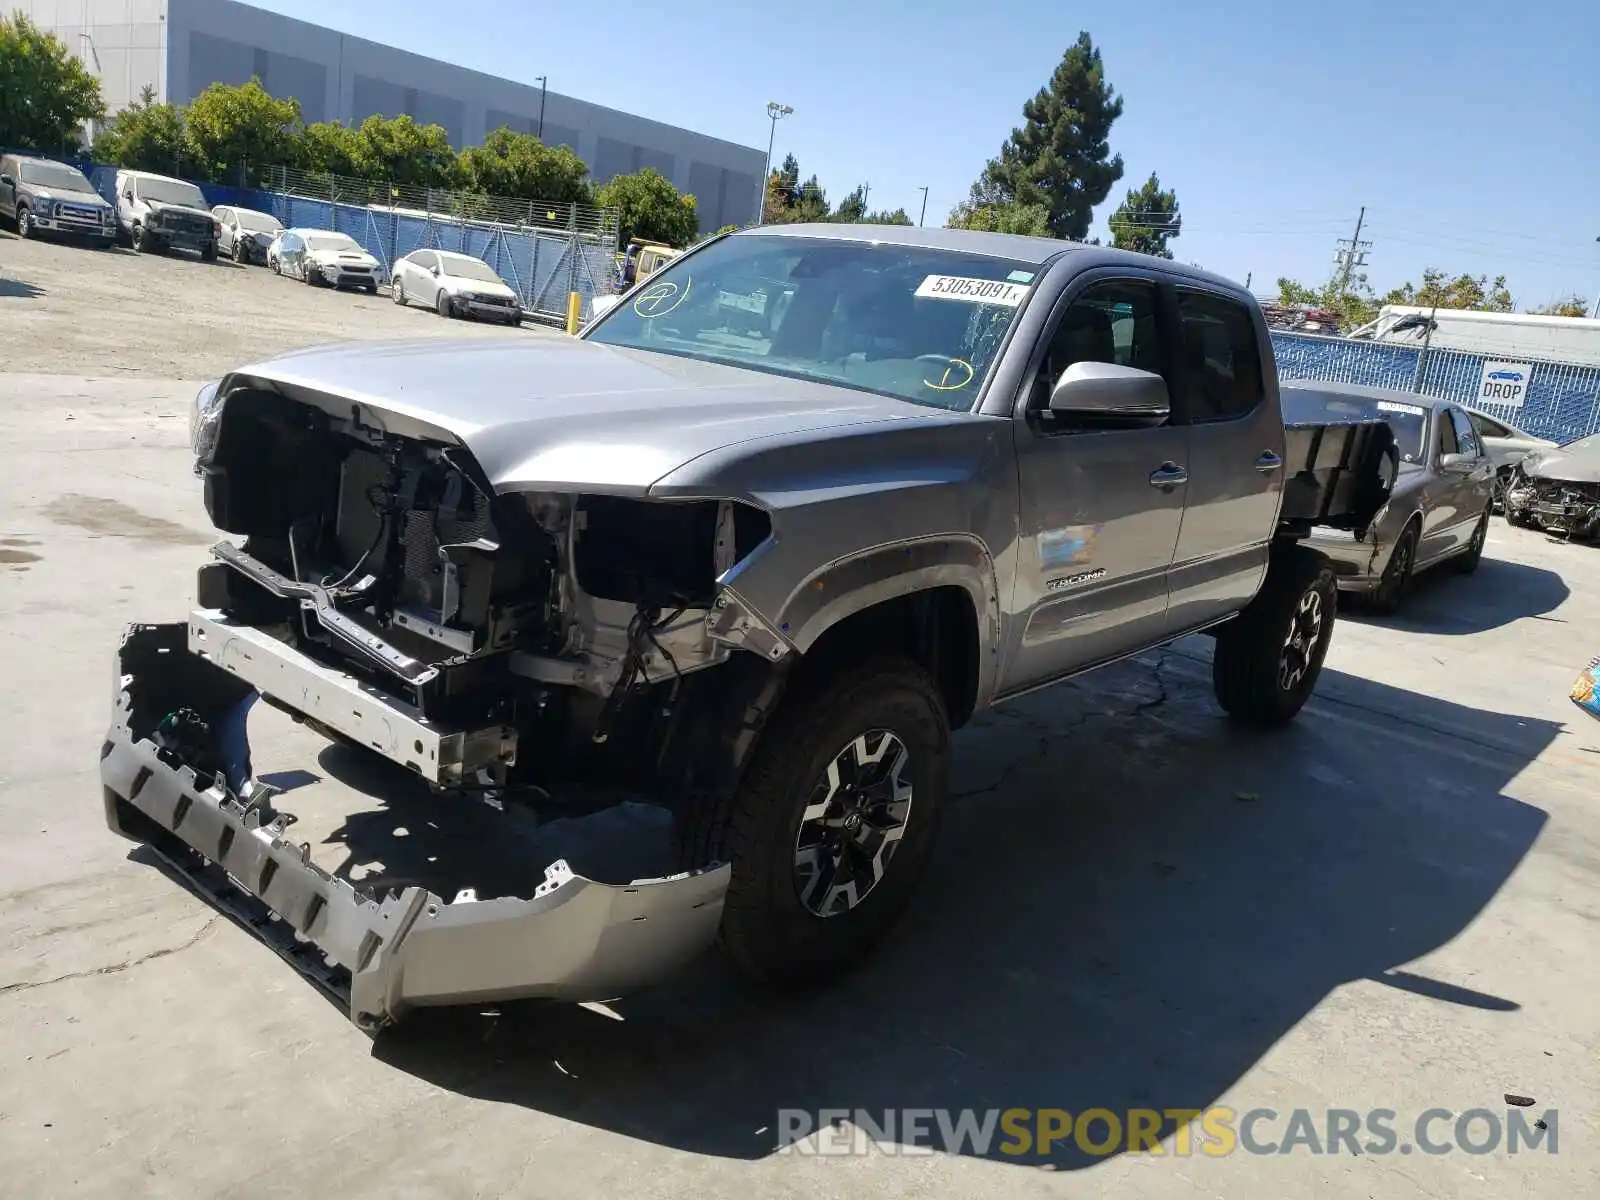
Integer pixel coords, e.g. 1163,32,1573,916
1345,556,1569,634
370,650,1554,1171
0,277,44,300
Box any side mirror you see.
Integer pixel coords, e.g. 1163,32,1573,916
1048,361,1170,426
1438,452,1475,474
430,265,440,276
0,174,13,186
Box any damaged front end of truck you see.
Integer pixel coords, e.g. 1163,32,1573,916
101,362,805,1031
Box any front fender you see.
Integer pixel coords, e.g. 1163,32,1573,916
728,534,1003,705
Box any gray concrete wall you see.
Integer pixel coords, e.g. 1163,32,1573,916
166,0,764,228
18,0,764,228
17,0,171,115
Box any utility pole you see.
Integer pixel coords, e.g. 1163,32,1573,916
917,186,928,227
1590,235,1599,319
535,76,547,140
1332,206,1370,298
1245,271,1252,290
755,102,792,227
1411,302,1441,393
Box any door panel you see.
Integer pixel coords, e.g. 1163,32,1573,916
1418,409,1459,563
1165,289,1285,632
1001,275,1188,694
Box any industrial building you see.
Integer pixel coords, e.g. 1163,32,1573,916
19,0,766,229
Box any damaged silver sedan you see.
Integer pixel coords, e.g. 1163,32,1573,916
1505,432,1600,538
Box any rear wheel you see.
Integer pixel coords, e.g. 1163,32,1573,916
1212,543,1337,728
690,661,950,987
1368,521,1418,614
200,242,217,263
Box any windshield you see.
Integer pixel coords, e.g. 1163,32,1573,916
138,177,206,207
306,234,359,253
585,234,1040,411
236,210,282,233
1304,395,1431,463
440,255,504,283
20,161,96,193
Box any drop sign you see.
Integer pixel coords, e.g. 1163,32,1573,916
1477,360,1532,409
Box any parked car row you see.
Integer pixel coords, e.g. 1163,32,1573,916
3,153,526,327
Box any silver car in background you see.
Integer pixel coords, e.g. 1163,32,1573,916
213,205,283,265
269,228,383,292
390,248,523,325
1294,383,1496,612
1462,406,1557,511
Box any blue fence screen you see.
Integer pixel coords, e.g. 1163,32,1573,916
1269,331,1600,444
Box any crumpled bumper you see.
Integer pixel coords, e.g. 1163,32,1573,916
99,621,730,1031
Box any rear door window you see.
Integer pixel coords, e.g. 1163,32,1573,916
1174,291,1265,422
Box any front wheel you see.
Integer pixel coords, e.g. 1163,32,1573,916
1454,510,1490,574
436,291,454,318
1212,543,1337,728
392,279,406,306
1368,522,1418,615
232,239,246,264
693,661,951,987
130,223,147,253
16,206,33,239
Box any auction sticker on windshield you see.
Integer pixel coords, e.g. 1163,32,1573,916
916,275,1029,307
1377,400,1427,416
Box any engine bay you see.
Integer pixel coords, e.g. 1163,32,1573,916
195,387,776,794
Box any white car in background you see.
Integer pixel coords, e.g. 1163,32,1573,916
390,248,523,325
213,205,283,265
1464,406,1558,510
269,228,383,293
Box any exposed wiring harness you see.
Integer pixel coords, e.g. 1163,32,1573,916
590,594,690,745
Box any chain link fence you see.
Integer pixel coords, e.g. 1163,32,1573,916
259,166,621,325
1270,331,1600,443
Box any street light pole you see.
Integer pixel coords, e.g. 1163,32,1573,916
917,186,928,227
1590,235,1600,319
755,101,792,227
535,76,548,141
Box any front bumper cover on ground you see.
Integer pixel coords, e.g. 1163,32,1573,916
99,621,730,1031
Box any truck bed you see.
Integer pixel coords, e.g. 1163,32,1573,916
1276,406,1399,536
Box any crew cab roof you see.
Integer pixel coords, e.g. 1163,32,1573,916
732,222,1249,295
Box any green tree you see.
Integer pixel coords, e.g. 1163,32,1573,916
970,32,1124,240
832,184,867,223
92,85,193,175
1531,295,1591,318
297,121,361,176
1107,171,1180,258
1274,274,1379,332
348,114,456,188
184,77,301,184
595,167,699,248
457,127,591,203
863,207,913,226
0,13,105,151
947,199,1052,237
1382,267,1513,313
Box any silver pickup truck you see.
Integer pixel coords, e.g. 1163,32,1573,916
99,225,1396,1031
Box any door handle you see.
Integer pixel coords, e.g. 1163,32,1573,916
1149,462,1189,488
1255,450,1283,473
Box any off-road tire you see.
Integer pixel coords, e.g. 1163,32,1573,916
16,205,33,239
1454,510,1490,574
1367,520,1418,615
1212,542,1337,729
692,660,951,988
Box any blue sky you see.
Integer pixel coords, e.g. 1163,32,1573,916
252,0,1600,311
